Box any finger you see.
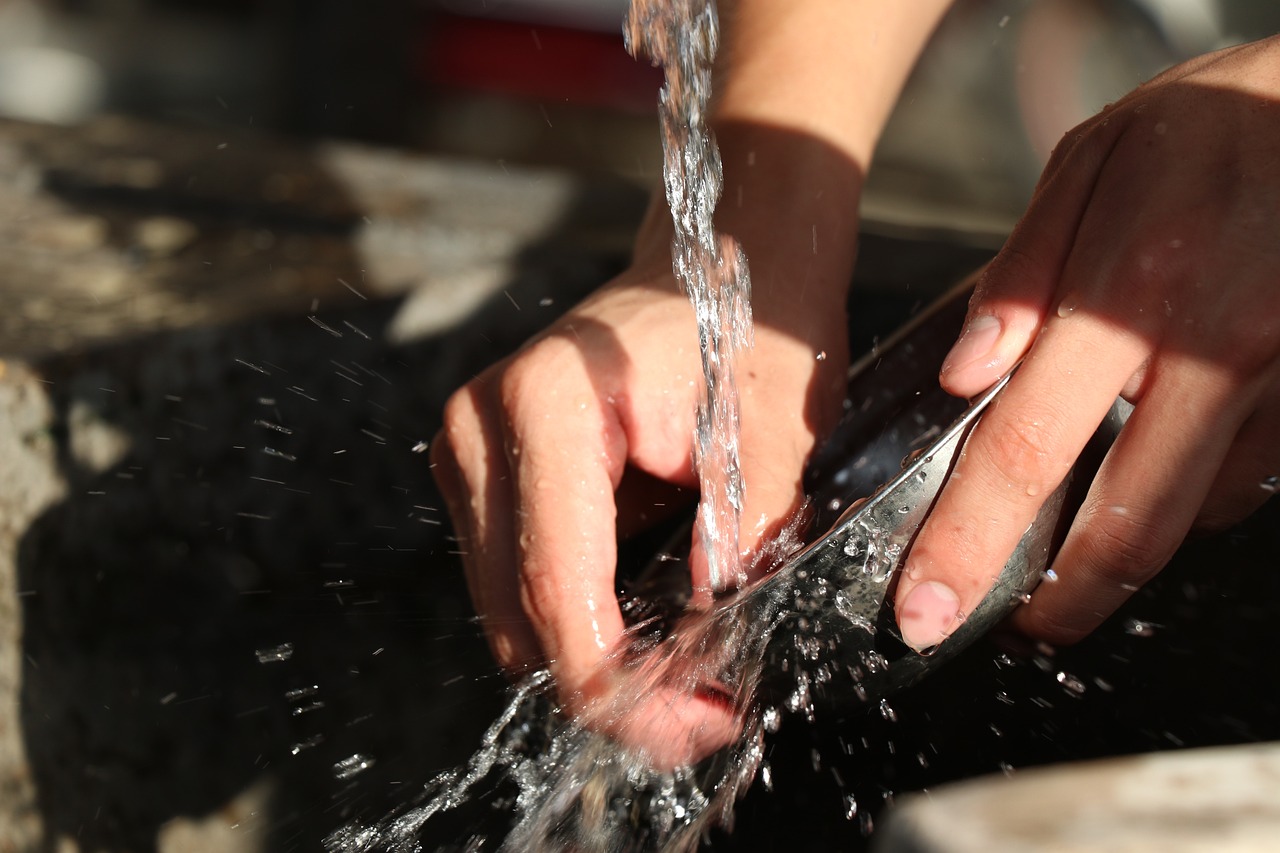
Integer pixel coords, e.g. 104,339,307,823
896,314,1148,652
500,342,632,698
1013,356,1251,642
433,381,542,673
503,345,743,764
687,330,842,597
941,113,1126,398
1196,369,1280,532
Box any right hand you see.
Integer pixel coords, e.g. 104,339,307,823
431,201,852,768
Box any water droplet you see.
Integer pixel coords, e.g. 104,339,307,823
759,761,773,792
1040,568,1059,583
1124,618,1157,637
833,590,873,632
810,748,822,772
333,753,376,780
255,643,294,663
1056,671,1087,696
412,440,429,453
290,734,323,755
1056,294,1079,318
843,794,859,820
253,419,294,435
1261,475,1278,494
878,698,898,723
1025,483,1040,497
761,706,781,733
815,350,827,361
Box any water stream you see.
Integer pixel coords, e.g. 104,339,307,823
626,0,754,594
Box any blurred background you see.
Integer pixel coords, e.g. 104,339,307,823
1,2,1279,853
3,0,1277,234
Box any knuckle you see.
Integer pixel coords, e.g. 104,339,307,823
977,406,1066,491
1216,311,1280,374
497,339,581,417
979,244,1043,300
437,386,488,458
1112,243,1178,310
497,357,541,415
518,569,562,643
1075,505,1173,586
439,387,476,435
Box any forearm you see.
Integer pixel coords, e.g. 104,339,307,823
715,0,953,170
708,0,954,308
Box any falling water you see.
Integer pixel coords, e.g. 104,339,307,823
625,0,754,593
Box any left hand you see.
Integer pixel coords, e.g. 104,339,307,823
894,35,1280,651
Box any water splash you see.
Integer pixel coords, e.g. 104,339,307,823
325,578,795,853
625,0,753,592
255,642,294,663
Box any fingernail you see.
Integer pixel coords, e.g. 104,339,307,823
899,580,962,652
941,315,1002,380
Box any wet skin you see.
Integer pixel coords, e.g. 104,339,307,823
434,8,1280,765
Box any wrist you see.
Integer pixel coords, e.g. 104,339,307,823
713,120,862,312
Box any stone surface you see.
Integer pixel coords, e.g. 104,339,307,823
877,743,1280,853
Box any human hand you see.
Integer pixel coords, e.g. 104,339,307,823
432,195,853,767
894,35,1280,652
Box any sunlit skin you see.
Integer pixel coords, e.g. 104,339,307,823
433,0,1280,766
897,37,1280,650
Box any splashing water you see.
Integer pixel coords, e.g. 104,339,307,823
626,0,754,592
324,542,804,853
